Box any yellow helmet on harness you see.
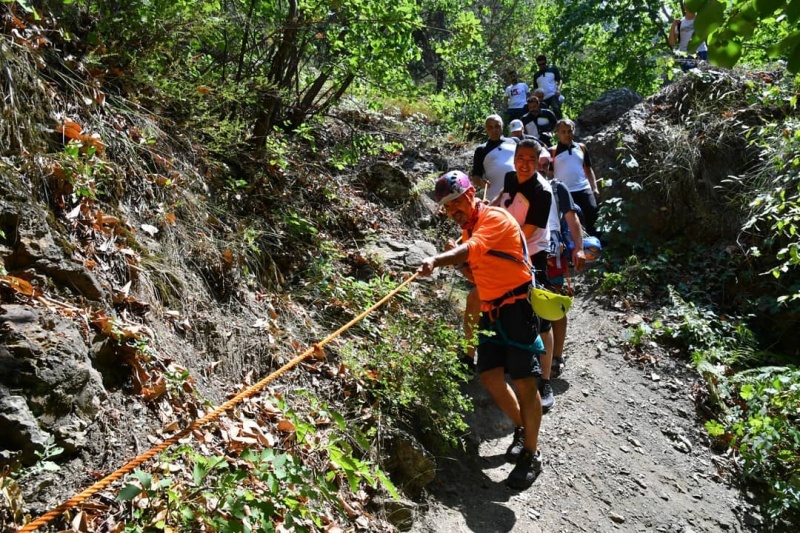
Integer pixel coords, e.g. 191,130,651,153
529,286,573,321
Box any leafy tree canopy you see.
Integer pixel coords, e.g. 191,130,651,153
687,0,800,72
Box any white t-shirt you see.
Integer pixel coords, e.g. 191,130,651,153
678,17,707,54
504,82,529,109
552,143,591,193
472,138,519,201
499,174,551,256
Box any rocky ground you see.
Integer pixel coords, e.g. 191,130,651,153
410,280,766,533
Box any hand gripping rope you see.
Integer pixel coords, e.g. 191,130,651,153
18,272,421,533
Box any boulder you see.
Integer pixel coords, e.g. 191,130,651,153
0,305,106,461
0,395,50,465
0,201,105,300
364,239,437,269
383,430,436,499
359,162,413,204
577,88,643,137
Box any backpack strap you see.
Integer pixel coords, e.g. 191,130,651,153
484,230,535,308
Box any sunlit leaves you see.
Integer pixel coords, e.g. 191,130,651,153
690,0,800,72
708,33,743,67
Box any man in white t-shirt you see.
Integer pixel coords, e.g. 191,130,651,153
533,55,563,119
471,114,518,203
504,70,530,122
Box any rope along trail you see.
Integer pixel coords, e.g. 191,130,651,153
19,272,421,532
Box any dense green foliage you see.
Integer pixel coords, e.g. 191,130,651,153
593,67,799,520
15,0,792,137
309,266,473,448
688,0,800,71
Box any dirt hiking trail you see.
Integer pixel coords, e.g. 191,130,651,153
411,284,763,533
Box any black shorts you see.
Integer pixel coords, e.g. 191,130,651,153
477,297,542,380
530,250,552,333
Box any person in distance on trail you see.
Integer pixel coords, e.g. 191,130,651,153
668,0,708,72
503,70,530,123
533,55,563,119
538,150,586,378
471,114,518,204
508,119,546,148
549,118,600,238
533,88,550,111
418,171,544,490
520,95,558,147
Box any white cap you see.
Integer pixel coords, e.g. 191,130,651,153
538,148,552,160
509,119,524,133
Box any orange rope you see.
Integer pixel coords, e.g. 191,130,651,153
18,272,420,532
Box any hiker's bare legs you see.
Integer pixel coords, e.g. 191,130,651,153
513,376,542,452
539,329,554,379
480,367,523,427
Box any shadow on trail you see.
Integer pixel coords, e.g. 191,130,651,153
426,449,522,533
418,378,548,532
550,377,570,396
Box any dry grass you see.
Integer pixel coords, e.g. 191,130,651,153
0,40,50,156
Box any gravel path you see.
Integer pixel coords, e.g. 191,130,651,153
411,289,763,533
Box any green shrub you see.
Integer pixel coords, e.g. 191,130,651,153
333,275,472,448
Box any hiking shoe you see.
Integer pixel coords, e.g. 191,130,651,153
506,449,542,490
539,379,555,414
505,426,525,463
552,356,565,379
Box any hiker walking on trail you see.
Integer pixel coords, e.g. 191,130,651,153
508,119,546,147
471,114,518,203
495,139,557,413
520,95,558,147
418,171,543,490
550,119,601,238
463,140,555,411
539,150,586,378
533,55,563,119
503,70,530,123
668,0,708,72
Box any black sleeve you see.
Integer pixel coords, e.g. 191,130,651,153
581,143,593,168
552,66,562,83
472,145,485,177
503,171,518,197
520,178,551,229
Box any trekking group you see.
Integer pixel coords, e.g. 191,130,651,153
416,5,706,489
417,57,603,491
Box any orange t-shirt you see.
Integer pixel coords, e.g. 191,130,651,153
462,206,532,310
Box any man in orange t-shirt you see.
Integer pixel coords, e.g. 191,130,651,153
418,171,543,490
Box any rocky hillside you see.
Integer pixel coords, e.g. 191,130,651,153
1,4,798,532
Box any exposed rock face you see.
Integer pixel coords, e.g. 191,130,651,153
0,198,105,301
577,87,643,137
0,305,105,465
383,430,436,499
364,239,437,270
359,162,413,204
0,395,50,464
